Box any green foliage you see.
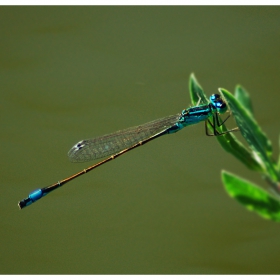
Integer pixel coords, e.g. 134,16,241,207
219,88,276,180
189,73,280,222
222,171,280,222
234,85,254,116
189,73,208,105
189,74,263,173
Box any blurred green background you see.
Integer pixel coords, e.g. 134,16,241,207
1,6,280,274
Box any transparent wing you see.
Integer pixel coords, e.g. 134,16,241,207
68,114,181,162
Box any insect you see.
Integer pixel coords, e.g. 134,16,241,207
18,93,237,209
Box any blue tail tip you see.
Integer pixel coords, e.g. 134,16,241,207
18,198,30,209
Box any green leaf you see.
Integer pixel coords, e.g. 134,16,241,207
189,73,208,105
219,88,277,181
222,170,280,222
278,134,280,172
234,85,254,117
188,74,262,172
216,131,264,172
234,86,272,159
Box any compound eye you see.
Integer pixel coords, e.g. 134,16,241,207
210,93,222,108
210,93,221,102
217,101,227,114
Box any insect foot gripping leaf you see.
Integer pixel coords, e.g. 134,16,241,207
189,74,262,173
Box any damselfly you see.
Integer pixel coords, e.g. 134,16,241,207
18,93,237,209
